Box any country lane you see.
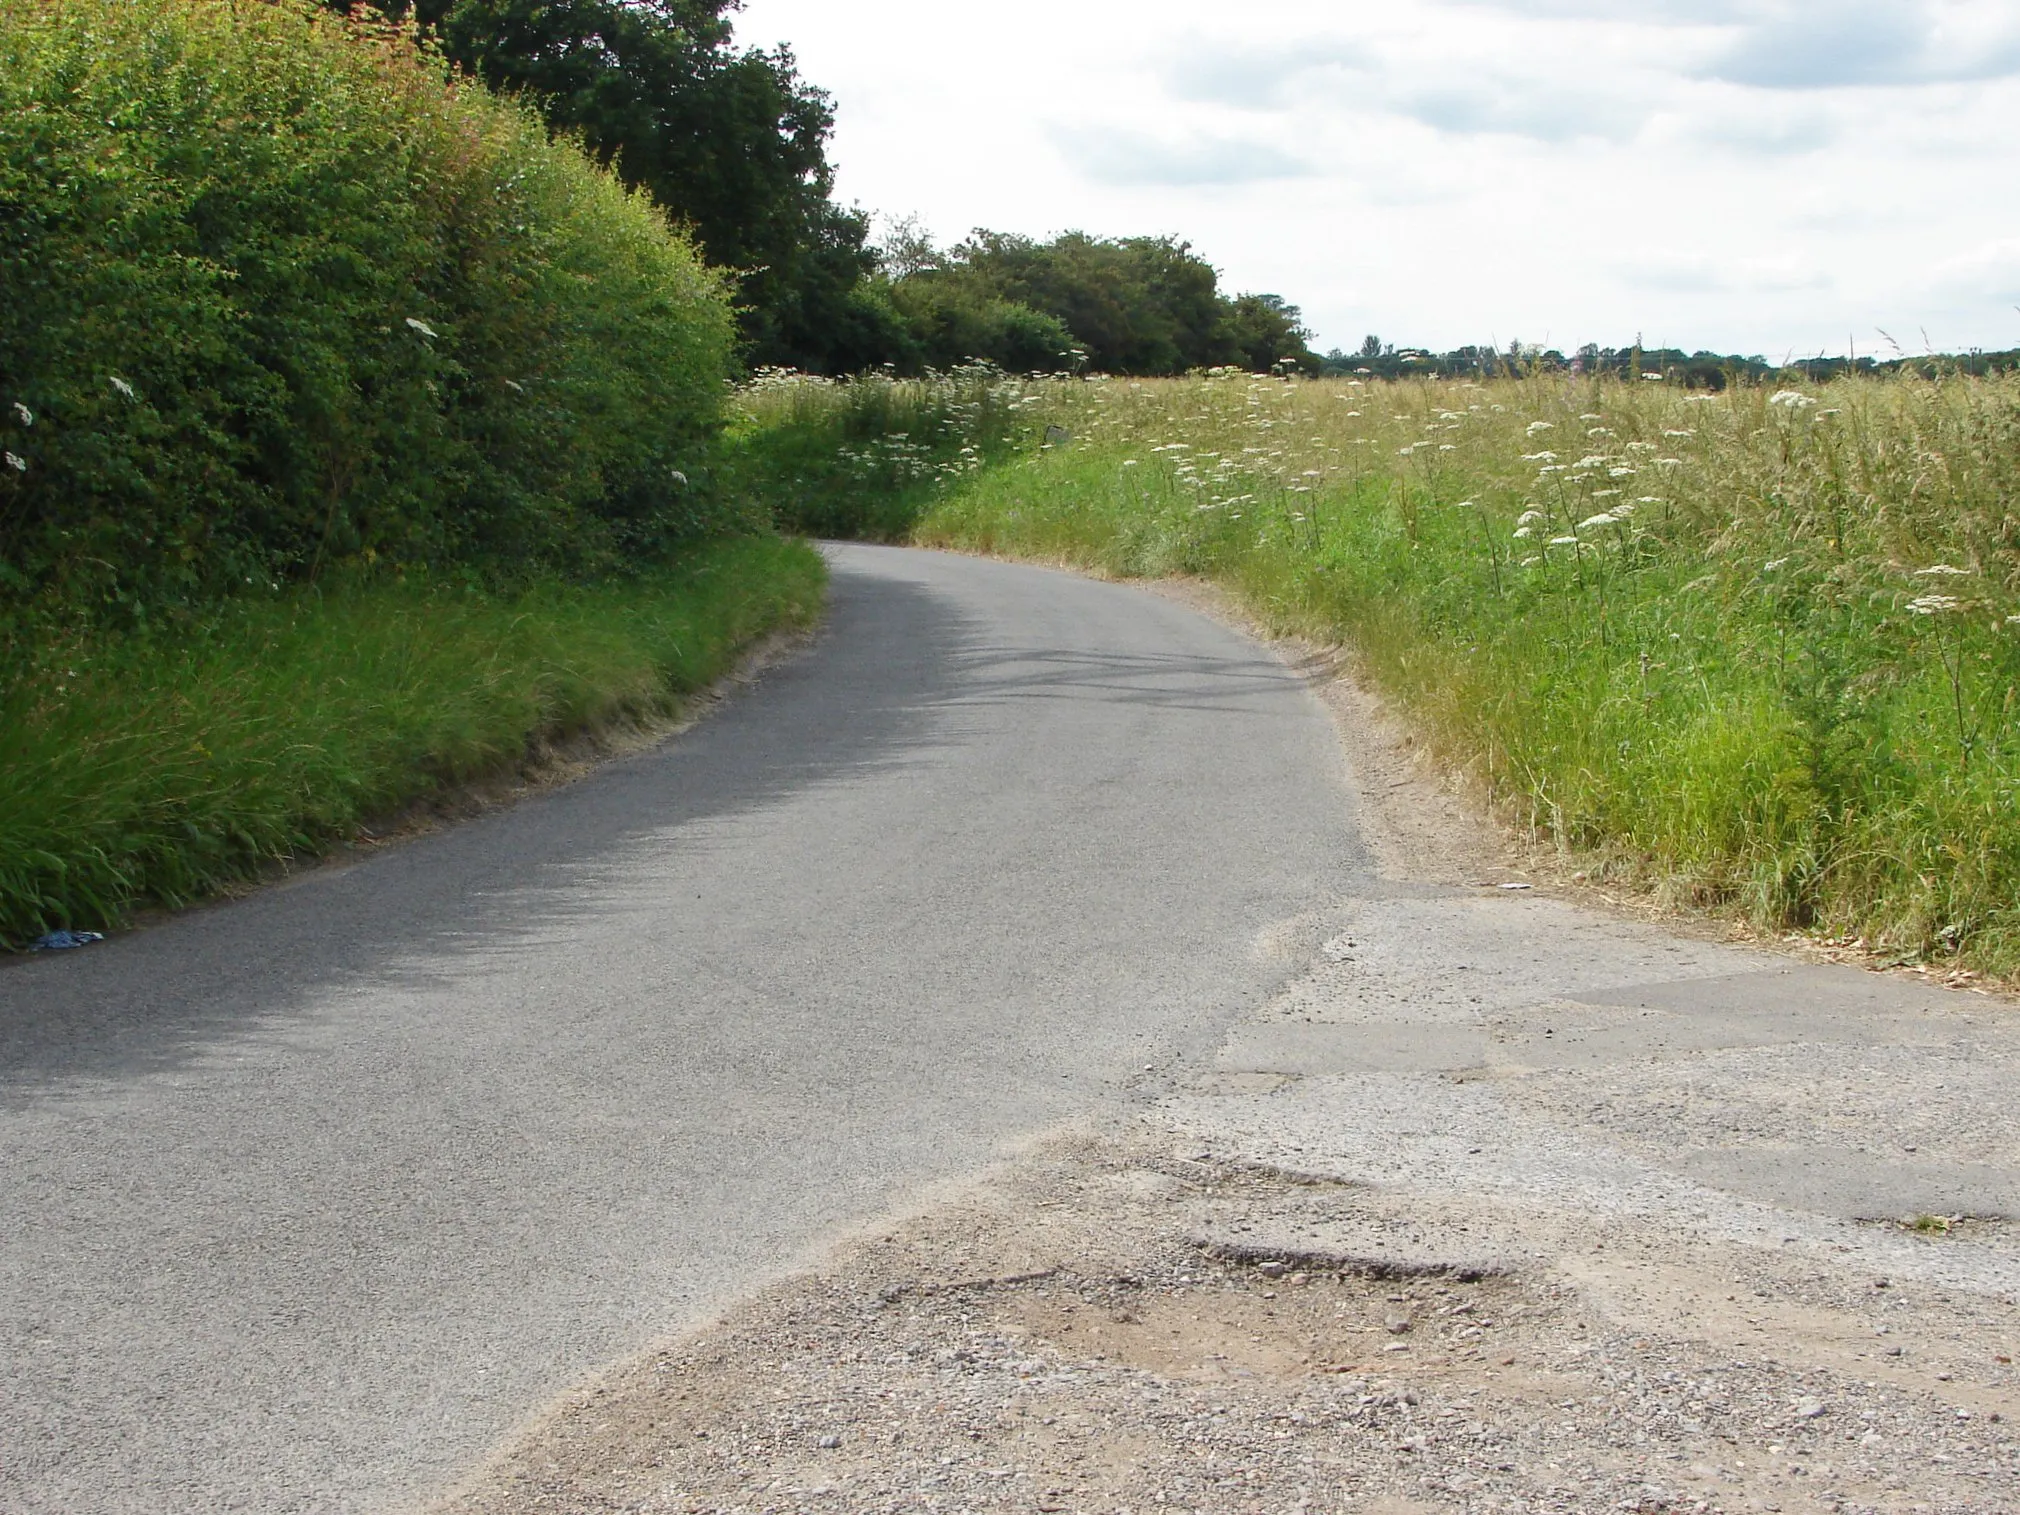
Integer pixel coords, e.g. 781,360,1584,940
0,544,1367,1514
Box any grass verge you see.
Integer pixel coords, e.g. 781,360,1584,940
802,368,2018,977
0,536,824,948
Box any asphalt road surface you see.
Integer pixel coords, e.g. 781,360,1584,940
0,545,1367,1514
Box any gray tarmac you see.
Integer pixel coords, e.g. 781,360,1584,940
6,545,2016,1515
0,546,1364,1514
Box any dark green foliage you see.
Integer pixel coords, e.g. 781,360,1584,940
0,0,739,658
338,0,877,371
1225,294,1321,376
0,536,825,947
886,281,1077,376
887,231,1319,377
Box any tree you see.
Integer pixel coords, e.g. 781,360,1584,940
907,231,1312,376
1225,294,1319,375
336,0,878,369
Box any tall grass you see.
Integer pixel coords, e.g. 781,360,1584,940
0,538,824,947
782,367,2019,973
722,363,1055,540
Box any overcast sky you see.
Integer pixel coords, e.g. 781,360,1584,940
730,0,2020,358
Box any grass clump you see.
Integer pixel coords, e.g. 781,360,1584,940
812,368,2020,975
0,538,824,947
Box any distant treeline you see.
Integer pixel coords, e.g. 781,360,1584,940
861,226,1318,378
1316,338,2020,387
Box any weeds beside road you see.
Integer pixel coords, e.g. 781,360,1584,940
741,366,2020,979
0,538,823,949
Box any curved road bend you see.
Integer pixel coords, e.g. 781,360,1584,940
0,544,1369,1514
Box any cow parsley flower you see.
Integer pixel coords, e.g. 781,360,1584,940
1907,594,1960,615
405,317,439,339
11,402,30,426
4,451,25,472
109,375,136,400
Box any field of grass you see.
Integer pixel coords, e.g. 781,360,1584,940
746,366,2020,975
0,537,824,948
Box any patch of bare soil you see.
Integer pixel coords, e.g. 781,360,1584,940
433,1132,2018,1515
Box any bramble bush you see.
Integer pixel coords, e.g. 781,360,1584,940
0,0,740,660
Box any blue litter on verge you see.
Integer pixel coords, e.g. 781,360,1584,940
30,930,104,951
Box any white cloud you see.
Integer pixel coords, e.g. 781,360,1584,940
1054,127,1314,188
731,0,2020,355
1928,239,2020,299
1691,1,2020,89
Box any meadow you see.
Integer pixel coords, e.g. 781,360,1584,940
749,364,2020,976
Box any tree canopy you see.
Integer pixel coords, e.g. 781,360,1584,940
880,230,1319,376
337,0,894,370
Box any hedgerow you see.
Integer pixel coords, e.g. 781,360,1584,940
0,0,740,660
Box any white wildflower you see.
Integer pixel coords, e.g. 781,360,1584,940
1439,443,1457,451
1579,413,1602,421
1915,564,1970,577
1549,535,1579,547
109,375,136,400
1516,509,1544,525
668,469,687,486
1520,555,1542,567
1521,450,1558,463
1512,526,1533,539
4,451,24,472
1655,457,1683,467
1121,459,1140,467
1637,496,1665,506
1590,488,1622,498
1769,390,1816,409
11,402,31,426
1608,467,1637,478
1579,512,1618,529
1763,557,1787,573
1642,371,1664,380
1525,421,1554,435
405,317,438,339
1907,594,1960,615
1663,429,1694,438
503,379,525,393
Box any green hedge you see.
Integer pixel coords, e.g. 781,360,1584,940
0,0,739,656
